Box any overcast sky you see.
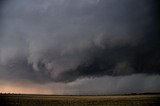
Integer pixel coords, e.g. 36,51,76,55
0,0,160,94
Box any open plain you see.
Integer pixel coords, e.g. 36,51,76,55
0,93,160,106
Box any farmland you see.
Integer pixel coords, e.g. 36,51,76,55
0,93,160,106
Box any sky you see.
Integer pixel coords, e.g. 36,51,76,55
0,0,160,95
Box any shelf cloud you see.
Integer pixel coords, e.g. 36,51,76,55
0,0,159,94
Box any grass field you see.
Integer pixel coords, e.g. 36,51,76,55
0,94,160,106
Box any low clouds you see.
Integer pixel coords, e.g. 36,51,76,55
0,0,160,94
66,74,160,95
1,74,160,95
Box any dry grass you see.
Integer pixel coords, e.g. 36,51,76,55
0,94,160,106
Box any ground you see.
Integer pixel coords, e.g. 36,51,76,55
0,93,160,106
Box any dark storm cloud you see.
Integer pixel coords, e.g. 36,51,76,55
0,0,160,83
65,74,160,95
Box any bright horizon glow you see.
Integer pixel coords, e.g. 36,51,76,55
0,86,52,94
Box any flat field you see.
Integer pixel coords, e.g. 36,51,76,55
0,94,160,106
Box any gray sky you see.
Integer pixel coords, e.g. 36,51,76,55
0,0,160,94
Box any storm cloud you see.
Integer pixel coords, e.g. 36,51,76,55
0,0,160,94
